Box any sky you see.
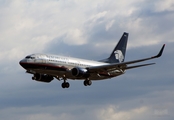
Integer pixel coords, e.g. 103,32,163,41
0,0,174,120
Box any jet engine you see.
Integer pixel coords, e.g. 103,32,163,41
32,73,54,83
71,67,90,78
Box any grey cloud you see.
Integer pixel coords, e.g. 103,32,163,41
0,0,174,120
132,0,174,36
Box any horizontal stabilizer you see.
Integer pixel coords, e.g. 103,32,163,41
125,63,155,70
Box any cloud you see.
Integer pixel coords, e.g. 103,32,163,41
154,0,174,12
106,20,115,31
62,28,87,45
1,0,173,63
0,0,174,120
96,105,149,120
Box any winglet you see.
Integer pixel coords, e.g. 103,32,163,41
152,44,165,58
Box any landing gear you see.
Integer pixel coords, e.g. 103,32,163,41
61,75,70,88
84,79,92,86
61,82,70,88
32,76,35,80
57,75,92,88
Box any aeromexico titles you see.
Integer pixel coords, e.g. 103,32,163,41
19,32,165,88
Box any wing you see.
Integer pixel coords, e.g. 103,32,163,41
87,44,165,73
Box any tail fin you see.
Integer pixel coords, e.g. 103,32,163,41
100,32,128,63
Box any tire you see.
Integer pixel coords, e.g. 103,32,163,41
84,80,92,86
84,80,88,86
65,82,70,88
61,83,66,88
87,80,92,86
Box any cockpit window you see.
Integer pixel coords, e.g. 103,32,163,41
25,56,31,59
25,56,35,59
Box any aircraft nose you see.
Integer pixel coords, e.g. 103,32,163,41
19,59,25,67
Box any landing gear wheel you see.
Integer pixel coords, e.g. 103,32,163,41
87,80,92,86
61,83,66,88
84,80,88,86
32,76,35,80
84,80,92,86
61,82,70,88
65,82,70,88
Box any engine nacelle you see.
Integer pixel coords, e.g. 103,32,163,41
33,74,54,83
71,67,90,78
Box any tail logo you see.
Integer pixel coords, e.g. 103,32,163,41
114,50,124,62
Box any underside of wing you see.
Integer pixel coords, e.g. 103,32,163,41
125,63,155,69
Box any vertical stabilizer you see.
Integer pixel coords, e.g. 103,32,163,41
99,32,128,63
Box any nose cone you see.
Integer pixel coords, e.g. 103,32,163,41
19,60,23,66
19,59,26,68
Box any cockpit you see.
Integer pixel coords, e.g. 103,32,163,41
20,54,47,69
25,54,36,59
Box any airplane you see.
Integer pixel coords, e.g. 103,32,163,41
19,32,165,88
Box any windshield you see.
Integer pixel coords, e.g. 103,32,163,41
25,56,35,59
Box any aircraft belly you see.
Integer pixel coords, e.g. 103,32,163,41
28,68,74,78
27,67,124,81
24,61,124,81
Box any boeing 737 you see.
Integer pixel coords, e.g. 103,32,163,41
19,32,165,88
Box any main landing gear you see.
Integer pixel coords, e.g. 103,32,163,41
58,75,92,88
61,75,70,89
61,80,92,88
84,79,92,86
61,82,70,88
